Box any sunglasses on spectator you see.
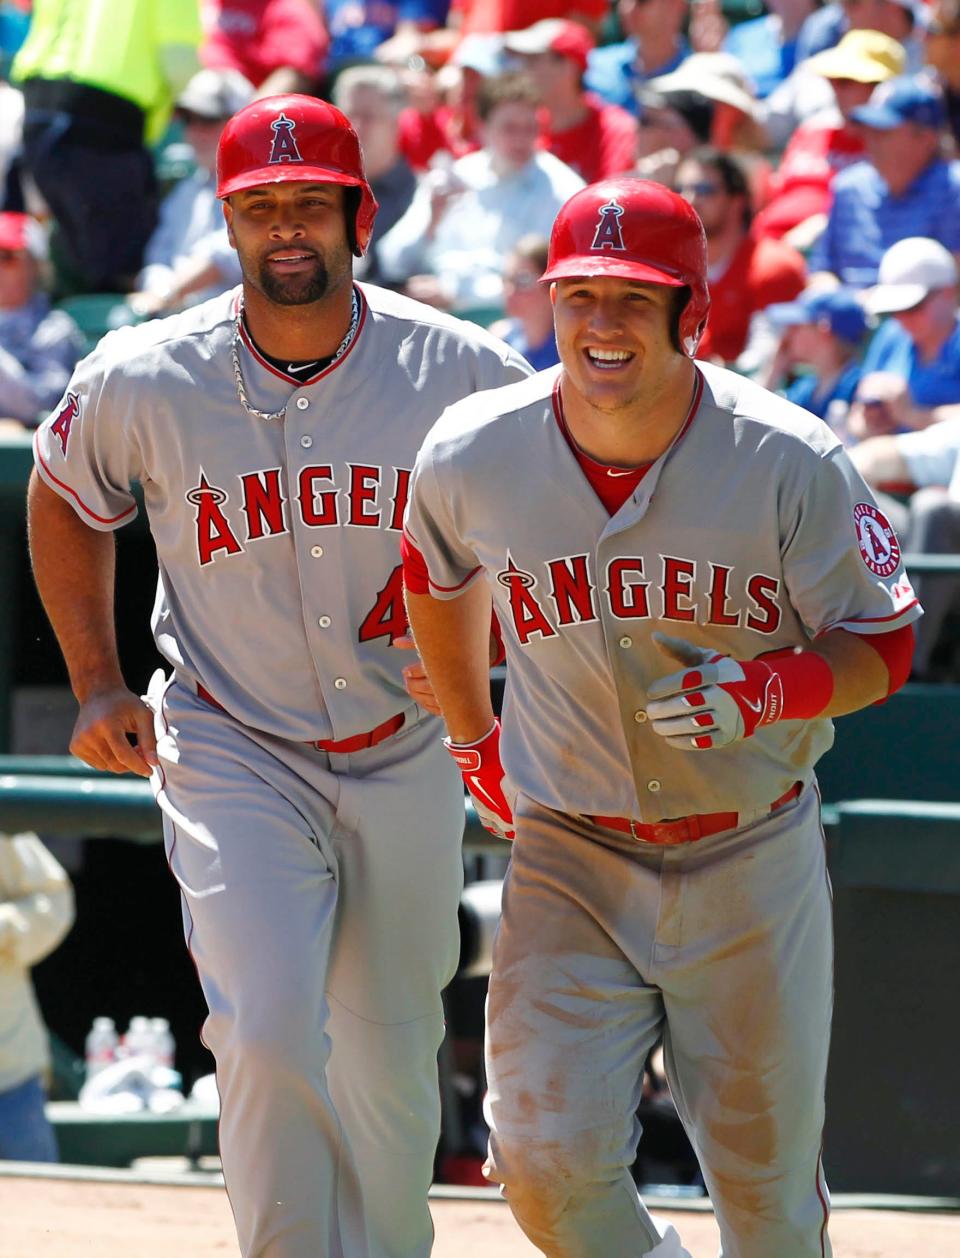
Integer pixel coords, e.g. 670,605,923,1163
926,17,960,35
0,250,27,264
675,181,723,198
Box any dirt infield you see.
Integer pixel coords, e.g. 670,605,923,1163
1,1175,958,1256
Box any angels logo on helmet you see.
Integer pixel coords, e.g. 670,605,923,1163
591,200,627,252
268,113,303,164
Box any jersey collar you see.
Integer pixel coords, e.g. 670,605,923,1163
236,284,368,387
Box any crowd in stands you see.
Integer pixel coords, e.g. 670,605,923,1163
1,0,959,680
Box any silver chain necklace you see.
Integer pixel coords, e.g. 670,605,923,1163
231,288,361,422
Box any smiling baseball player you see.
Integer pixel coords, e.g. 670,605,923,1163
402,179,920,1257
26,95,530,1258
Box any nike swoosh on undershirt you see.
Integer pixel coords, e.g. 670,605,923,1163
286,361,321,375
606,469,635,477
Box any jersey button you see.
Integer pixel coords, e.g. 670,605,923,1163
334,677,347,689
647,779,661,793
318,615,331,628
619,635,632,649
311,545,324,558
300,435,313,448
633,710,647,723
296,397,310,410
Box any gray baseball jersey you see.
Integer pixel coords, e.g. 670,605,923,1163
33,280,531,1258
34,282,531,741
406,358,919,1258
406,359,921,820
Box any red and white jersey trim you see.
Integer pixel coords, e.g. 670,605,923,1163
33,429,137,527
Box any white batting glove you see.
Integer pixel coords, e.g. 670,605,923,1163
645,632,784,751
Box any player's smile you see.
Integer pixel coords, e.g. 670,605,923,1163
264,248,319,274
584,347,635,371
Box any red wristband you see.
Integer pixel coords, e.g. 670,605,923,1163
755,648,835,722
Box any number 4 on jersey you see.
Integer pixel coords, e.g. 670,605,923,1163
358,565,408,643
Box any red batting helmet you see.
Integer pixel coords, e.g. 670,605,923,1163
541,178,710,357
216,94,378,256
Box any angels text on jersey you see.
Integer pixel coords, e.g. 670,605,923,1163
497,550,784,644
187,463,412,565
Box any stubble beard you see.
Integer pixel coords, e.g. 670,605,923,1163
256,257,332,306
243,233,356,307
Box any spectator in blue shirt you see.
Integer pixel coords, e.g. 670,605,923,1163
848,236,960,440
585,0,689,113
764,286,870,431
722,0,819,98
808,76,960,288
324,0,450,73
0,212,83,428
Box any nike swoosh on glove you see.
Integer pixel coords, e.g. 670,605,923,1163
645,632,785,750
444,719,515,839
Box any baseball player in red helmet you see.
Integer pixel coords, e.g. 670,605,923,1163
402,178,920,1257
27,95,530,1257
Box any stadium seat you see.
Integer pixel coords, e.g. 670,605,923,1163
56,293,141,354
817,682,960,804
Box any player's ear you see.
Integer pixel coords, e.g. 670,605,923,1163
549,282,557,308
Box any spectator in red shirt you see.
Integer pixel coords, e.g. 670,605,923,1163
200,0,328,96
503,18,639,183
452,0,608,40
406,0,607,66
753,29,906,244
675,147,807,365
396,34,506,170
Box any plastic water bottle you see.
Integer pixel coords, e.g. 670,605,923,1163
123,1015,155,1063
150,1017,176,1070
84,1016,118,1079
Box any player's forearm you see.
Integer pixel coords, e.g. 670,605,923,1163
849,437,911,488
27,470,126,703
928,402,960,425
808,628,891,717
405,582,496,743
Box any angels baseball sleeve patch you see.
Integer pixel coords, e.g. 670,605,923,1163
853,502,901,578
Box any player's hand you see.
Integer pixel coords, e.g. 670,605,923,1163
645,633,784,751
127,290,170,319
392,633,443,716
444,720,515,840
69,686,159,777
851,372,914,437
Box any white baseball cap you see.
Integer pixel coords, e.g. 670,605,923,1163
646,53,759,120
177,69,255,121
863,237,959,315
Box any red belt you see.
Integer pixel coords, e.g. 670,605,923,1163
587,782,802,846
196,683,405,754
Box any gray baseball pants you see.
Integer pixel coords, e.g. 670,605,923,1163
484,784,833,1258
150,677,464,1258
